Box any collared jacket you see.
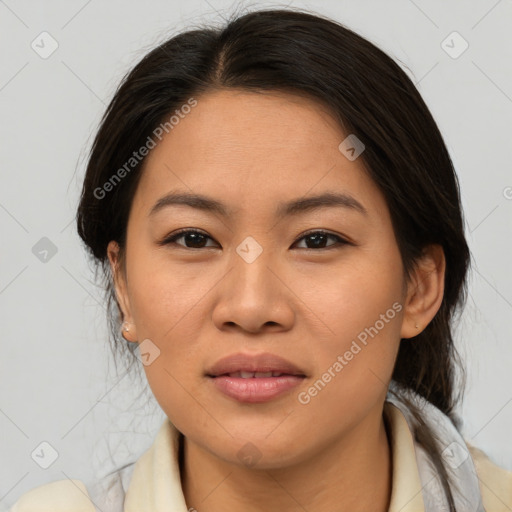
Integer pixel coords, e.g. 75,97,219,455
9,400,512,511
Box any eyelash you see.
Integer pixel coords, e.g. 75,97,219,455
158,228,350,251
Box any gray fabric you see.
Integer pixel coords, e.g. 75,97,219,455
85,382,485,511
85,462,135,512
386,381,485,511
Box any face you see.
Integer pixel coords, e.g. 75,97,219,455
108,89,422,469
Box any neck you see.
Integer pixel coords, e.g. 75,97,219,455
180,410,392,512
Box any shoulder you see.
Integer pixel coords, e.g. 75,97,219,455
467,441,512,511
9,479,96,512
9,461,135,512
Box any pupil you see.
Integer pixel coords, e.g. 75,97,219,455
307,234,327,248
186,233,206,248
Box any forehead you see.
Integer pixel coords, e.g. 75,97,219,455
131,89,386,221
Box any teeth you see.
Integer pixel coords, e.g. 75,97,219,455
227,371,283,378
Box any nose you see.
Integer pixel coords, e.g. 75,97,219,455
211,240,295,335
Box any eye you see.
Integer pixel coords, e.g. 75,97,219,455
158,229,219,249
158,229,350,250
292,230,349,250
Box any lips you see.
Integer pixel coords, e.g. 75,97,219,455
206,352,307,403
206,352,307,378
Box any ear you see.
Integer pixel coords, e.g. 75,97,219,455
107,240,138,343
400,244,446,339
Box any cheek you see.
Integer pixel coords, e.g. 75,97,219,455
294,280,403,438
297,251,403,343
298,247,404,394
127,249,211,343
125,255,215,418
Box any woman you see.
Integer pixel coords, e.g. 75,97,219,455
10,7,512,512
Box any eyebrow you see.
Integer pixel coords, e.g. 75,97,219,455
149,191,368,218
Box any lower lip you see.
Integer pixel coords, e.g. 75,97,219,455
209,375,305,403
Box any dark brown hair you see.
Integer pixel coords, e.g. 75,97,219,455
76,8,471,509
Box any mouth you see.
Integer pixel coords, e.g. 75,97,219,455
205,351,307,378
210,371,305,378
206,352,307,403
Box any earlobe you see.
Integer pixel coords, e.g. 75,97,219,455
400,244,446,340
121,320,137,343
107,240,138,343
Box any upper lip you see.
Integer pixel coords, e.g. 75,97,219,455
206,352,307,377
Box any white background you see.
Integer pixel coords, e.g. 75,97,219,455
1,0,511,508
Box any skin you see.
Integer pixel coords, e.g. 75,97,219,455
107,89,446,512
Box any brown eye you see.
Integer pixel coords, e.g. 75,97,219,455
293,230,349,250
159,229,349,251
159,229,219,249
